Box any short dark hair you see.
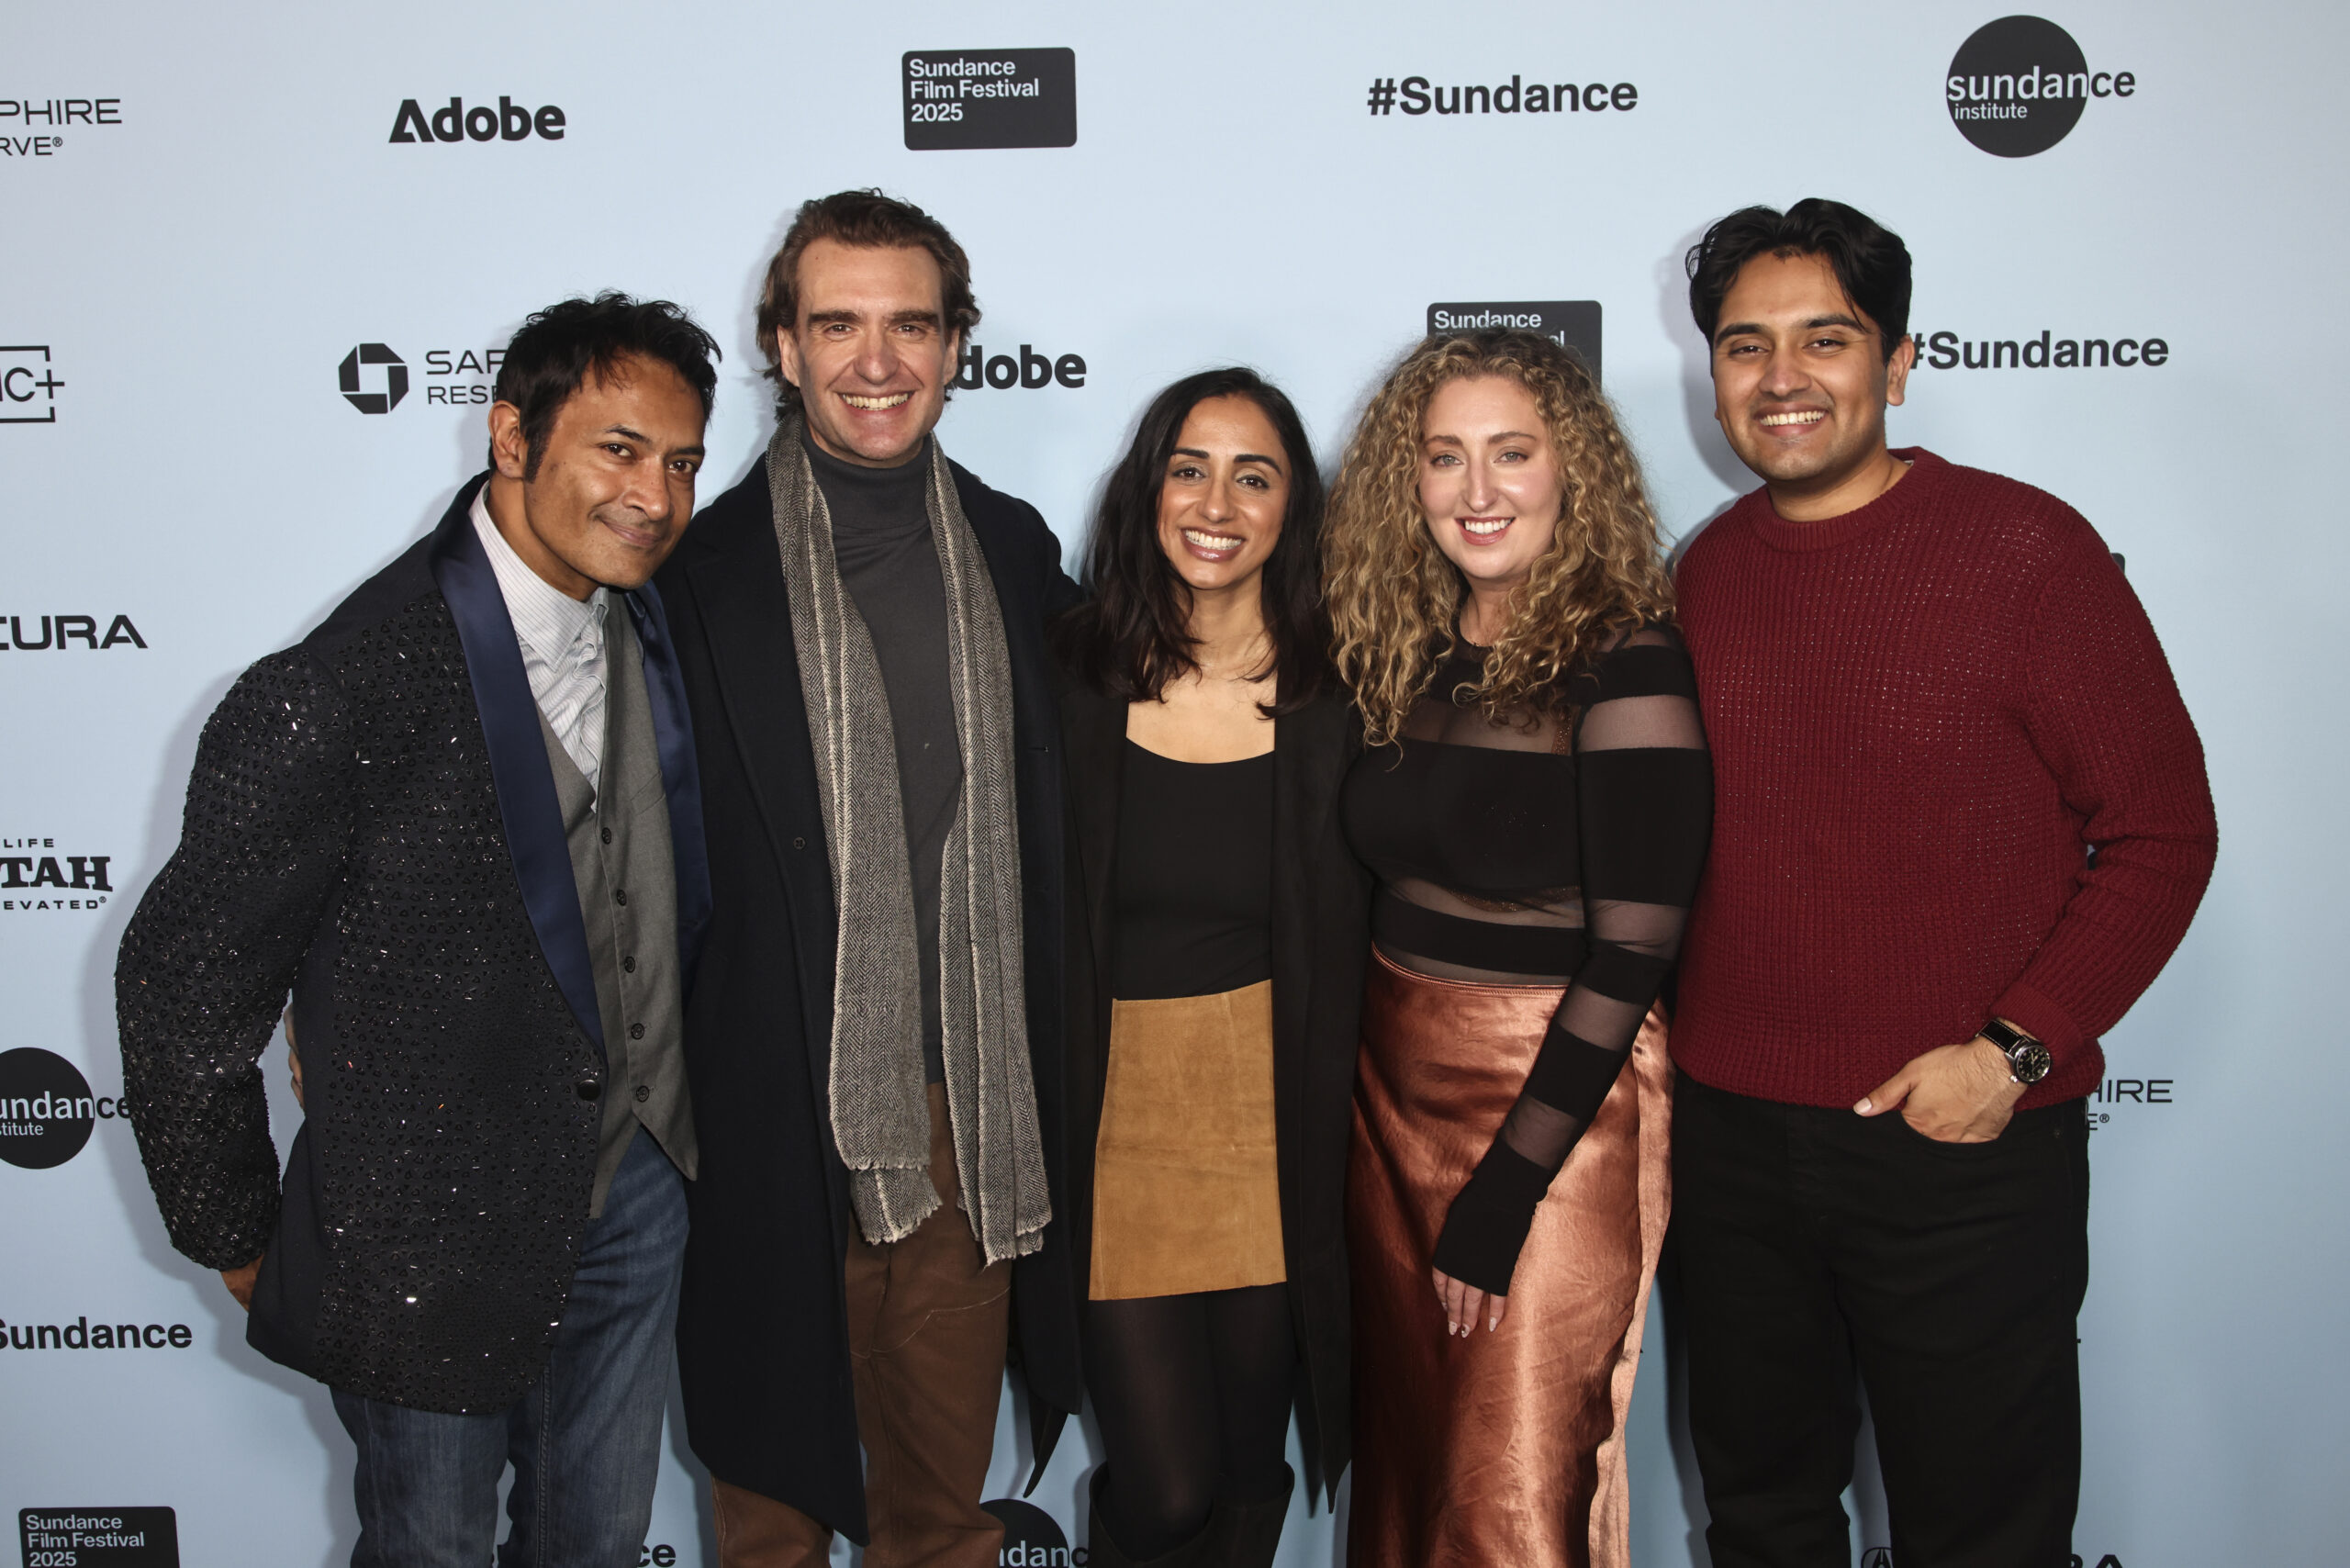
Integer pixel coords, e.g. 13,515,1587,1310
755,189,980,418
492,293,721,479
1685,198,1912,361
1053,367,1330,716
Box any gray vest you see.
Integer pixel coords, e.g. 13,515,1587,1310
539,605,696,1215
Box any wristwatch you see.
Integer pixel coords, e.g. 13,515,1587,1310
1980,1018,2052,1086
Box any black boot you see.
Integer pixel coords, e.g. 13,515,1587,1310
1213,1463,1294,1568
1087,1465,1223,1568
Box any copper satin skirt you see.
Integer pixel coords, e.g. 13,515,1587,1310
1347,950,1672,1568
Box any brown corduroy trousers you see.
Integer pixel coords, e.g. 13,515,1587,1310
712,1083,1012,1568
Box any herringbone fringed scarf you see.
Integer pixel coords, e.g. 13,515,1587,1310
767,421,1050,1263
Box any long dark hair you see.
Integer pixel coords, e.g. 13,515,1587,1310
1055,367,1328,715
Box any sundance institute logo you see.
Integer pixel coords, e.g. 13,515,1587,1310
340,343,408,414
1946,17,2137,157
0,1047,101,1170
982,1499,1083,1565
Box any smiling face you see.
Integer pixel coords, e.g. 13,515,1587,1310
485,353,707,598
1154,395,1290,602
1417,375,1564,615
1709,249,1916,519
778,238,959,466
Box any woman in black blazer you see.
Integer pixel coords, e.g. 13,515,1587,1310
1053,368,1370,1568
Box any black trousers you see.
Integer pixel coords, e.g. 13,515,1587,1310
1670,1071,2089,1568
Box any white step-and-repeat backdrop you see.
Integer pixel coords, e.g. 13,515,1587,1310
6,2,2344,1563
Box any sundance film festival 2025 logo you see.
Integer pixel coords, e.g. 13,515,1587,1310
3,344,62,423
0,1046,135,1170
1427,302,1603,382
902,50,1076,150
20,1508,180,1567
1368,73,1637,119
3,836,118,909
1947,17,2136,156
1,97,122,159
389,95,565,143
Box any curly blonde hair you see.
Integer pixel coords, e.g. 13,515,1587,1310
1325,330,1676,746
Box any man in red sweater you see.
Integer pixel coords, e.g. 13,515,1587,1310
1669,198,2216,1568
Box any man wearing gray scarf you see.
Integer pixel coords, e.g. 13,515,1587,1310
656,192,1084,1567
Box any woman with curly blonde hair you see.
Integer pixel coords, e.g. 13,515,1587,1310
1326,330,1713,1567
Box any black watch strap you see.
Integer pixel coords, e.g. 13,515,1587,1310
1980,1017,2052,1085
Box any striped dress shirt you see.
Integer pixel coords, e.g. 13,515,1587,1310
470,488,611,793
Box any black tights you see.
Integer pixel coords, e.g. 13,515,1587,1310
1084,1283,1295,1559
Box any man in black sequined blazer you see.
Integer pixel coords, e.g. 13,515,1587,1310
117,295,720,1568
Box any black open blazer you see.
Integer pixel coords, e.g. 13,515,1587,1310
1054,669,1371,1499
656,453,1084,1543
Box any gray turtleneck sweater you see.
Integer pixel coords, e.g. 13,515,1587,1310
804,433,962,1084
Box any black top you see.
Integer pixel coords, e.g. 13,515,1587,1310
1340,626,1712,1294
1113,740,1274,1001
806,434,962,1085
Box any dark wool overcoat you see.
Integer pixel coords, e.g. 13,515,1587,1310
115,474,711,1413
655,453,1084,1544
1052,672,1372,1501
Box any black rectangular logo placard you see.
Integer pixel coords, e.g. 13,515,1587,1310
903,49,1076,150
20,1508,179,1565
1425,301,1604,382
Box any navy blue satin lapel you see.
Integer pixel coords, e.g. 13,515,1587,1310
623,580,711,984
427,474,604,1052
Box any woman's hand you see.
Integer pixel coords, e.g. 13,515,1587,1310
1432,1266,1508,1336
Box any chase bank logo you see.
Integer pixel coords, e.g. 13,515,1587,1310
339,342,408,414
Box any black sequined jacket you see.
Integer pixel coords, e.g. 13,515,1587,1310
116,475,711,1414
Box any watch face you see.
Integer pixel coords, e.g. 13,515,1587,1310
2012,1043,2053,1085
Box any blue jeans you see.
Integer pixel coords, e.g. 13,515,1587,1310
332,1128,688,1568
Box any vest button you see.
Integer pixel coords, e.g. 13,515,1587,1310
634,1084,651,1103
576,1080,601,1101
600,826,613,846
791,836,806,850
613,888,628,906
621,956,636,974
629,1022,645,1040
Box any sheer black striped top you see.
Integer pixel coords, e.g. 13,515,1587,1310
1339,625,1712,1290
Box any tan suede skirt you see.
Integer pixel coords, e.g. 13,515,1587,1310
1089,978,1286,1300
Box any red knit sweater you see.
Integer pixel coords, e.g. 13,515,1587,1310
1672,449,2216,1109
